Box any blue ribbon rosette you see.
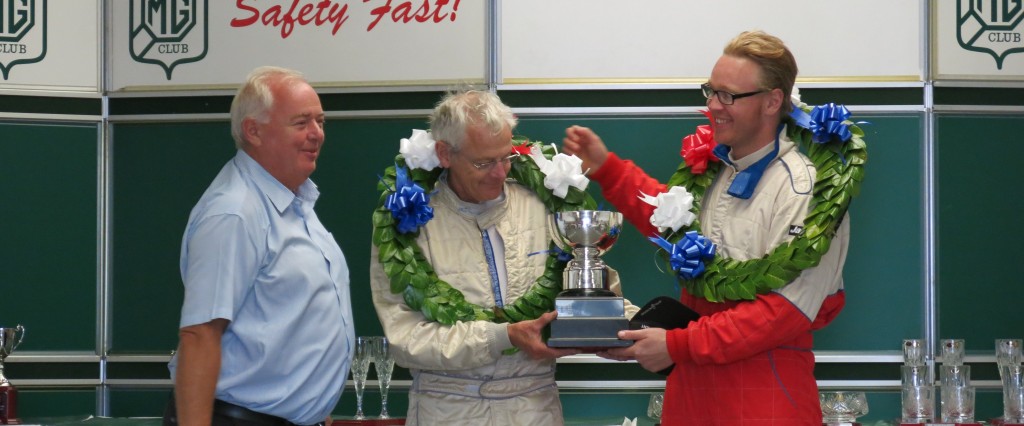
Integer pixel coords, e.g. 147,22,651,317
790,102,854,144
649,231,717,280
810,103,853,143
385,165,433,234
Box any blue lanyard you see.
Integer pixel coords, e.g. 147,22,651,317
712,125,783,200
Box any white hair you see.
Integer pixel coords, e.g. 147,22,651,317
429,90,517,150
229,66,308,149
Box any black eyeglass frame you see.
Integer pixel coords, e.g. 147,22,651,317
700,83,767,105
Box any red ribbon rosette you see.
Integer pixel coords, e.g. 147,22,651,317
680,110,719,175
511,142,533,155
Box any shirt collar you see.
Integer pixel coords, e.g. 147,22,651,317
234,149,319,215
712,126,783,199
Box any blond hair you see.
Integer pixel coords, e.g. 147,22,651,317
723,31,798,114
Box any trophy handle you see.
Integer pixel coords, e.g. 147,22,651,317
13,325,24,352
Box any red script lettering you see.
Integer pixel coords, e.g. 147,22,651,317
231,0,351,39
365,0,460,31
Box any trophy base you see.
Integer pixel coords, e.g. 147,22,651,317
558,288,617,298
547,296,631,348
0,385,19,425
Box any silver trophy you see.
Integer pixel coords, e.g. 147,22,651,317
0,325,24,424
547,210,631,348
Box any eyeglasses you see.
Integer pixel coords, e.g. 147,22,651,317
701,83,766,105
470,152,520,171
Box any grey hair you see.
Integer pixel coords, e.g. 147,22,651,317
429,90,517,150
229,66,308,149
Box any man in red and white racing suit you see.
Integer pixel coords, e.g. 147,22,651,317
563,31,850,426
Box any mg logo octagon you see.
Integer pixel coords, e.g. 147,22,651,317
0,0,47,80
130,0,208,80
958,0,1024,69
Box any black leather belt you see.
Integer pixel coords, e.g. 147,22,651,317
162,393,324,426
213,399,301,426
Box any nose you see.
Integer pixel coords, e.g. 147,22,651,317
706,93,723,109
491,162,511,179
706,96,728,118
310,121,325,142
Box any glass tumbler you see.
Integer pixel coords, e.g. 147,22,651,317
901,384,935,423
997,339,1023,372
940,385,975,423
1003,364,1024,423
940,365,970,388
941,338,965,366
904,339,926,366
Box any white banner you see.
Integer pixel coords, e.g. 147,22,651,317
0,0,100,93
109,0,485,91
933,0,1024,80
500,0,923,84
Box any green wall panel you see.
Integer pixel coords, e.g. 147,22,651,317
0,122,98,351
17,388,96,419
936,114,1024,350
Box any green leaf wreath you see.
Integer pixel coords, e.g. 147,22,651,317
375,98,867,325
372,138,596,325
657,103,868,302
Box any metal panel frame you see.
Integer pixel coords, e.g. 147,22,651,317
8,0,1024,417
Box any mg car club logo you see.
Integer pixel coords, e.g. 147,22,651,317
0,0,47,80
958,0,1024,69
130,0,208,80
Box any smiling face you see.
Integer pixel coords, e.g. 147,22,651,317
437,123,514,204
243,79,325,192
706,54,784,159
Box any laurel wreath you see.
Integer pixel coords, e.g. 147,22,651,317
659,106,867,302
374,103,867,320
372,139,596,325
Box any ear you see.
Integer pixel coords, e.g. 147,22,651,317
436,140,453,168
243,118,262,147
763,88,784,117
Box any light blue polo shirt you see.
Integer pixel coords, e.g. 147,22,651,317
170,150,354,424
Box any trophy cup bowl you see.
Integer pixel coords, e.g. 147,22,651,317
551,210,622,254
550,210,622,297
547,211,631,348
0,324,25,424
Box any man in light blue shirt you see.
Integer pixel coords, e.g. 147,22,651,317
164,66,354,426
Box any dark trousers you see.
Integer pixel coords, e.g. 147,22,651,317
162,393,320,426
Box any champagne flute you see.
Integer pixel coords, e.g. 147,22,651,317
351,336,372,420
997,339,1023,377
371,336,396,419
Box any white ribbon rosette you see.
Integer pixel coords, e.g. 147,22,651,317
639,186,697,233
399,129,440,171
528,145,589,198
791,86,805,110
